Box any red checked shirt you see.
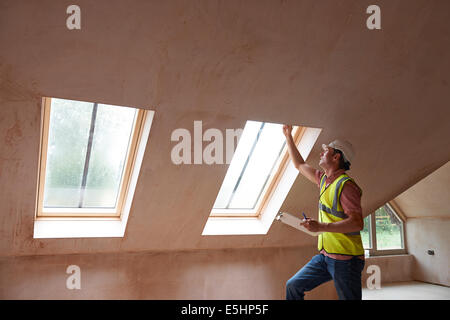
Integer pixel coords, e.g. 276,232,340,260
315,169,365,260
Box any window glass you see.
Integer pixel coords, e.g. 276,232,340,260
213,121,286,210
213,121,261,208
43,98,137,210
375,204,404,250
44,98,93,207
82,104,136,207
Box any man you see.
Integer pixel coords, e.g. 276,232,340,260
282,125,365,300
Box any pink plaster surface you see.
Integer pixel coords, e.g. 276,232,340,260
0,246,338,300
0,0,449,299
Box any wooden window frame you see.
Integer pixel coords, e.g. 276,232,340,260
210,125,306,218
367,202,408,256
35,97,148,219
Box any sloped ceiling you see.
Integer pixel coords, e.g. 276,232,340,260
393,161,450,218
0,0,449,256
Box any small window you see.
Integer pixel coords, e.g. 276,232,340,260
362,203,406,256
210,121,304,217
36,97,148,218
375,204,404,250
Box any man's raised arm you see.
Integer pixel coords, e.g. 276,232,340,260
283,125,317,184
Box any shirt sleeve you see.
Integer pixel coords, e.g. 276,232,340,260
340,181,362,214
315,170,324,188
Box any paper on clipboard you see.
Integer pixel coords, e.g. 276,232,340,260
276,212,323,237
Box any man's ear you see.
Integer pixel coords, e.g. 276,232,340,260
332,153,341,162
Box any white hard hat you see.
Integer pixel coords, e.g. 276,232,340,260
322,140,355,164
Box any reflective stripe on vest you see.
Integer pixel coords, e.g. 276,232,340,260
318,174,364,255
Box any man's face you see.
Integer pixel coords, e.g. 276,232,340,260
319,145,335,169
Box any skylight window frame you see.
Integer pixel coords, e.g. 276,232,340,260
209,125,306,218
35,97,148,219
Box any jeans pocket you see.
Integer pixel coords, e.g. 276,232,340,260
355,258,365,272
348,258,365,276
333,257,364,275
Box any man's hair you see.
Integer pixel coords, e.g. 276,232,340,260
333,148,351,171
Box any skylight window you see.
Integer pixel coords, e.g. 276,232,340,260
36,97,148,218
210,121,304,218
203,121,321,235
213,121,286,211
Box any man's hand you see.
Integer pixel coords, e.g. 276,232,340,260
282,124,293,137
301,213,364,234
300,218,326,233
282,124,318,185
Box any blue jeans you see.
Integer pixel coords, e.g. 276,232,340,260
286,254,365,300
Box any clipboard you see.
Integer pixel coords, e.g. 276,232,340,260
276,212,323,237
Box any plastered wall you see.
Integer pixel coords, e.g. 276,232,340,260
0,246,339,300
0,244,418,300
0,0,449,299
362,254,413,287
406,218,450,286
394,163,450,287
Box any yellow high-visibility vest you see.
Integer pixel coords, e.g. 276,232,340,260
317,173,365,256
